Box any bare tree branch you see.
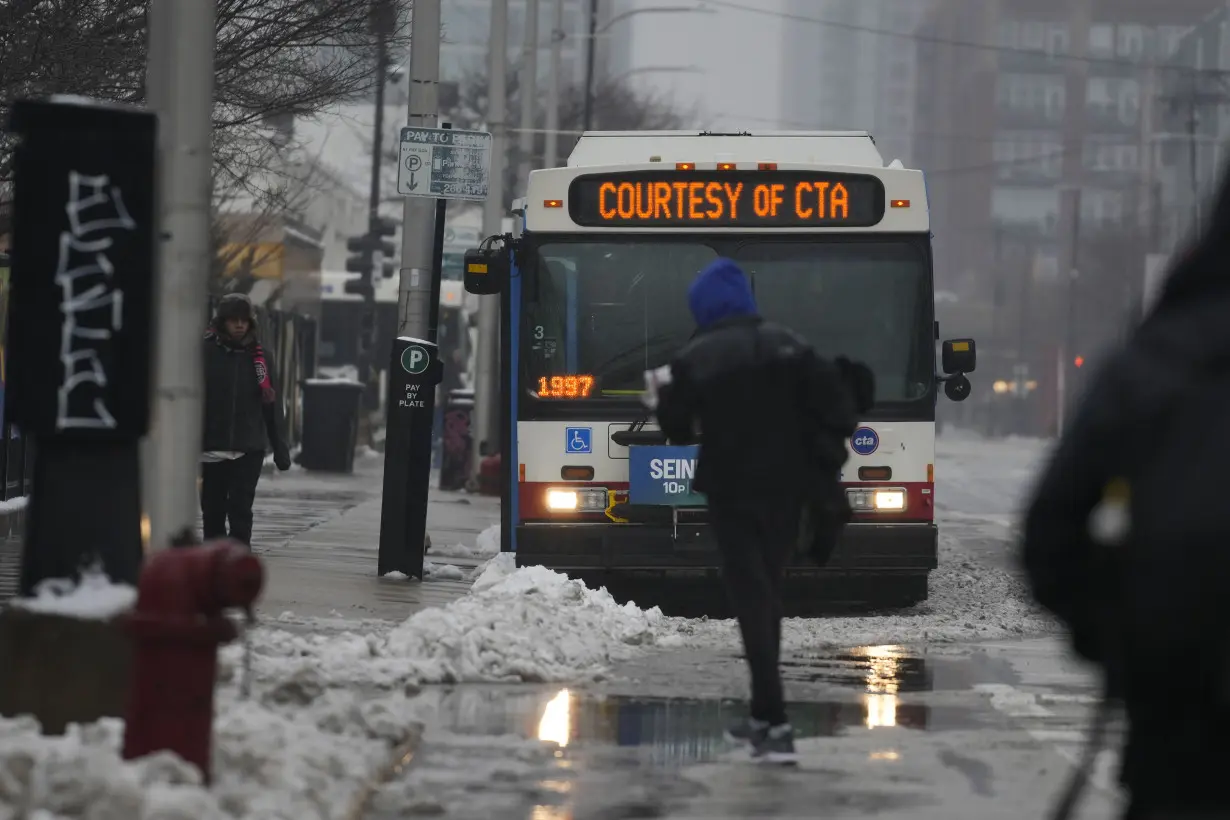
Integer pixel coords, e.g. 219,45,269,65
0,0,411,289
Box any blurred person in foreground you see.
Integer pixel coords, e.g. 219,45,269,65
1022,167,1230,819
649,258,858,764
201,293,292,547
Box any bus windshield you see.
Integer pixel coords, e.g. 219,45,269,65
522,235,933,404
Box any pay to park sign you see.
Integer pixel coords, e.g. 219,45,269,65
397,126,492,202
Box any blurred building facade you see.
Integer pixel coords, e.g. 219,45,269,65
915,0,1221,436
779,0,933,167
1155,3,1230,254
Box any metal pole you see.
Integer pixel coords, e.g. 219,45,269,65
1188,82,1201,232
544,0,564,168
1060,187,1081,438
378,0,441,579
361,34,389,391
396,0,440,342
518,0,540,183
582,0,598,131
143,0,217,550
471,0,509,481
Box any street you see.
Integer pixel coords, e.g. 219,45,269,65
0,430,1120,819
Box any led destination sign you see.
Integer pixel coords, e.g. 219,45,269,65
568,170,886,228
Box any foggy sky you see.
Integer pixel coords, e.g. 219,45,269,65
618,0,787,131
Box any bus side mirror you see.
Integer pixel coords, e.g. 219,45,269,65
464,244,508,295
941,338,976,375
944,375,971,402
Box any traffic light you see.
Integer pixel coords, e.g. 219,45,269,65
372,216,397,256
343,275,373,297
345,234,373,278
344,218,399,294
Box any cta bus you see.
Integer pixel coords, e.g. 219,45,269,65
465,131,976,614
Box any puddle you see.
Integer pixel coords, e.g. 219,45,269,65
780,644,933,694
431,685,931,768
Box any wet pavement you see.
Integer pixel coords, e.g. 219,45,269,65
368,637,1125,819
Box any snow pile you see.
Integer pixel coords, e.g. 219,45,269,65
0,689,423,819
774,532,1056,649
427,524,501,560
423,561,465,581
0,495,28,514
10,567,136,619
238,536,1053,688
237,553,691,687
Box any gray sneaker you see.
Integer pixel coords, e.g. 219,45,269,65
750,723,798,765
724,717,770,745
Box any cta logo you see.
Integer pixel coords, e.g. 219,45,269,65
851,426,879,456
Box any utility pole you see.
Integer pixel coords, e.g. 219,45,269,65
518,0,540,183
1187,74,1202,233
379,0,442,578
1059,187,1082,439
471,0,509,483
582,0,599,131
544,0,565,168
358,0,396,424
1055,0,1090,440
143,0,218,551
397,0,441,344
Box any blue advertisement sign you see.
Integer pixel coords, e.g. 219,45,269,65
628,445,706,506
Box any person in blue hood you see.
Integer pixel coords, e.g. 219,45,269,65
654,257,858,765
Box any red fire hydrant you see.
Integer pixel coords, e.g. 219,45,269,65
121,541,264,782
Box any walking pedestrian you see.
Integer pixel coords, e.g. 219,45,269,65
201,293,291,547
654,258,857,764
1022,167,1230,819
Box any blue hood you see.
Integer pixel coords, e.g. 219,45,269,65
688,258,757,329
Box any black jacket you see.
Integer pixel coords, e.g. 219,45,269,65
1022,179,1230,810
656,315,857,499
201,332,285,454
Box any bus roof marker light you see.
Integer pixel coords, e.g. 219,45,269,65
758,162,777,170
891,199,910,208
544,199,563,208
675,162,695,170
716,162,735,171
649,155,662,162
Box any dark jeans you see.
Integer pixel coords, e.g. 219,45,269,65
708,493,802,727
200,452,265,546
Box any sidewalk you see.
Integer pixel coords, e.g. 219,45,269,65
0,454,499,622
255,456,499,623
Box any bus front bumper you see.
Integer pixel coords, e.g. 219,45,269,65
513,520,937,575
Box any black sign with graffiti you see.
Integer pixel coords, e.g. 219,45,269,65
5,99,157,439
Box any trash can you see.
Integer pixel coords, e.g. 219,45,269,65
298,379,365,473
438,388,474,491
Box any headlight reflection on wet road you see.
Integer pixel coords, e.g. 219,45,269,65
537,688,572,748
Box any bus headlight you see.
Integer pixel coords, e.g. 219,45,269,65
847,488,907,512
546,487,609,512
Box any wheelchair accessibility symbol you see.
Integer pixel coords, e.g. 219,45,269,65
565,427,592,454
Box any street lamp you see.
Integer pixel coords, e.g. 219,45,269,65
582,3,712,131
595,4,713,37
